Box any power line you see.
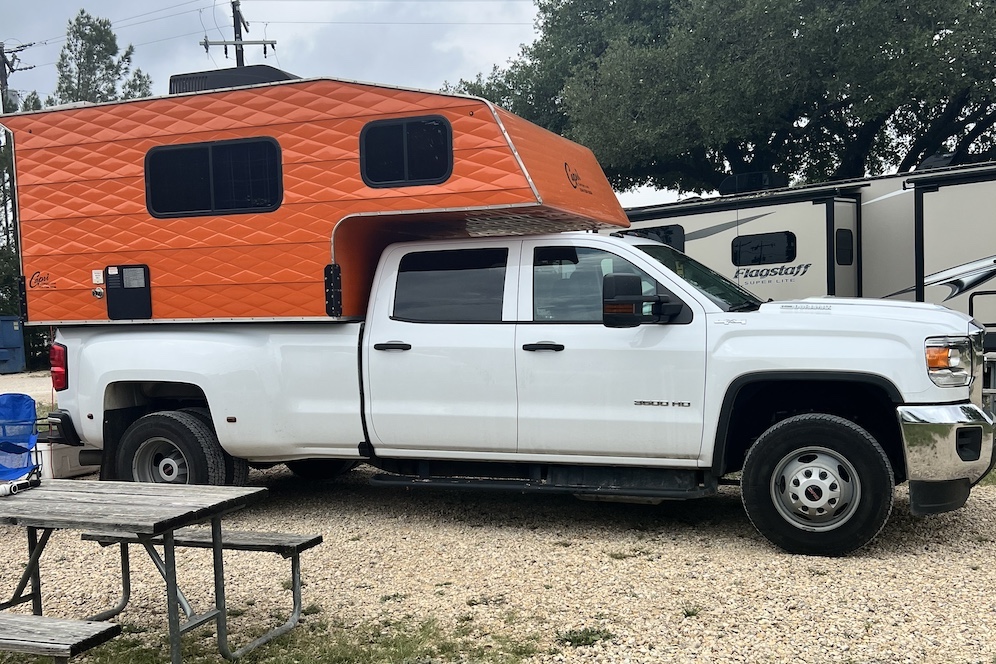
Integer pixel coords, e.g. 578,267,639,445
201,1,275,66
16,1,220,50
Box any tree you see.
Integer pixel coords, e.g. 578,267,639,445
456,0,996,193
19,92,41,112
49,9,152,105
0,12,152,368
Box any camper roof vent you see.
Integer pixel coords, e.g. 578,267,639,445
915,152,956,171
168,65,300,94
719,171,788,195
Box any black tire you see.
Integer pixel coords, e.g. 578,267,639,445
180,407,250,486
741,413,894,556
284,459,357,481
117,411,227,485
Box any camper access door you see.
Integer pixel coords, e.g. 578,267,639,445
625,193,859,302
906,167,996,328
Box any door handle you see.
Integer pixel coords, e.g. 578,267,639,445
373,342,412,351
522,342,565,352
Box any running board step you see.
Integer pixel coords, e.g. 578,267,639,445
369,474,717,500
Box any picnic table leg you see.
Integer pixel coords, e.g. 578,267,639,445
27,528,42,615
164,530,183,664
2,527,51,614
211,516,237,660
87,543,131,621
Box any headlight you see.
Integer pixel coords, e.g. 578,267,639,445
925,336,973,387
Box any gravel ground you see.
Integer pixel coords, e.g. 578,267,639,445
0,369,55,406
1,463,995,663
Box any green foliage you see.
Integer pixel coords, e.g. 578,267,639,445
556,626,615,647
0,617,539,664
19,92,42,112
49,9,153,105
455,0,996,192
0,244,18,314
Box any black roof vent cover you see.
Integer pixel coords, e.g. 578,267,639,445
169,65,300,94
719,171,789,195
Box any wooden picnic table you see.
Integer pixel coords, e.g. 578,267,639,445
0,479,267,663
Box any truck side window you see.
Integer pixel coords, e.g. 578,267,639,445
731,231,797,266
146,137,282,217
394,248,507,322
533,246,660,322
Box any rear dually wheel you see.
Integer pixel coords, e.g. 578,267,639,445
116,411,226,485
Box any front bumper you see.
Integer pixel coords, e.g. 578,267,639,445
897,403,994,484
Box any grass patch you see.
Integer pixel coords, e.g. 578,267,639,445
379,592,408,603
0,617,539,664
682,605,701,618
556,626,614,647
466,594,506,607
978,469,996,487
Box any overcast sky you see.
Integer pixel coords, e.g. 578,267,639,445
1,0,674,206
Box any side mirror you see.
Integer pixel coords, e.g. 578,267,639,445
602,273,682,328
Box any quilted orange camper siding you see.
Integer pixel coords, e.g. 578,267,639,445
3,77,628,323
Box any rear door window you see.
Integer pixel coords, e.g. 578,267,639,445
394,248,507,322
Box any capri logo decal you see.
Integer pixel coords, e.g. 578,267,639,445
28,271,56,289
565,162,593,195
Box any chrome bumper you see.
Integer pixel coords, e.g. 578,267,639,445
897,403,994,483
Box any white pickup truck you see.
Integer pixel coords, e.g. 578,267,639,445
50,232,995,555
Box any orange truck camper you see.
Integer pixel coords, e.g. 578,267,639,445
2,66,628,323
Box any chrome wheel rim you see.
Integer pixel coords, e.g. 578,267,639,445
132,436,189,483
770,446,860,532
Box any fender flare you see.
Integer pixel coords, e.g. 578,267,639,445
711,370,903,477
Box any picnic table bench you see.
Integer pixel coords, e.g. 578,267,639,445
0,613,121,663
82,527,323,659
0,480,268,664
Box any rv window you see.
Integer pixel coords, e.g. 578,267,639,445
628,225,685,252
146,138,282,217
731,231,797,266
361,116,452,187
835,229,854,266
394,248,506,322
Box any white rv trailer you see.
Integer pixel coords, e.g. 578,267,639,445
624,161,996,328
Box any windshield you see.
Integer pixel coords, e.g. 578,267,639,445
636,244,764,312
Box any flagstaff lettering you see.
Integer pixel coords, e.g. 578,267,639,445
734,262,812,286
734,263,812,280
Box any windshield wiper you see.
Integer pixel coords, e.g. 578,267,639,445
727,301,761,312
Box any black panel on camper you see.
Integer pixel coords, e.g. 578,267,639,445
105,265,153,320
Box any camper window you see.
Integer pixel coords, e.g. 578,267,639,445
835,229,854,266
146,137,282,217
731,231,797,266
361,116,453,187
393,248,506,323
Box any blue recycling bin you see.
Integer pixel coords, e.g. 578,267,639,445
0,316,26,374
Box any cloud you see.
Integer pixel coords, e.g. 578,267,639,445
3,0,537,98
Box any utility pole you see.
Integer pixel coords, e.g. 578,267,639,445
1,42,34,252
232,0,247,67
199,1,276,67
0,42,35,113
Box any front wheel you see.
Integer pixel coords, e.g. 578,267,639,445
741,413,894,556
117,411,227,485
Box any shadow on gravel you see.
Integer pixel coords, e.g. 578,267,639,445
246,464,762,549
242,464,996,556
